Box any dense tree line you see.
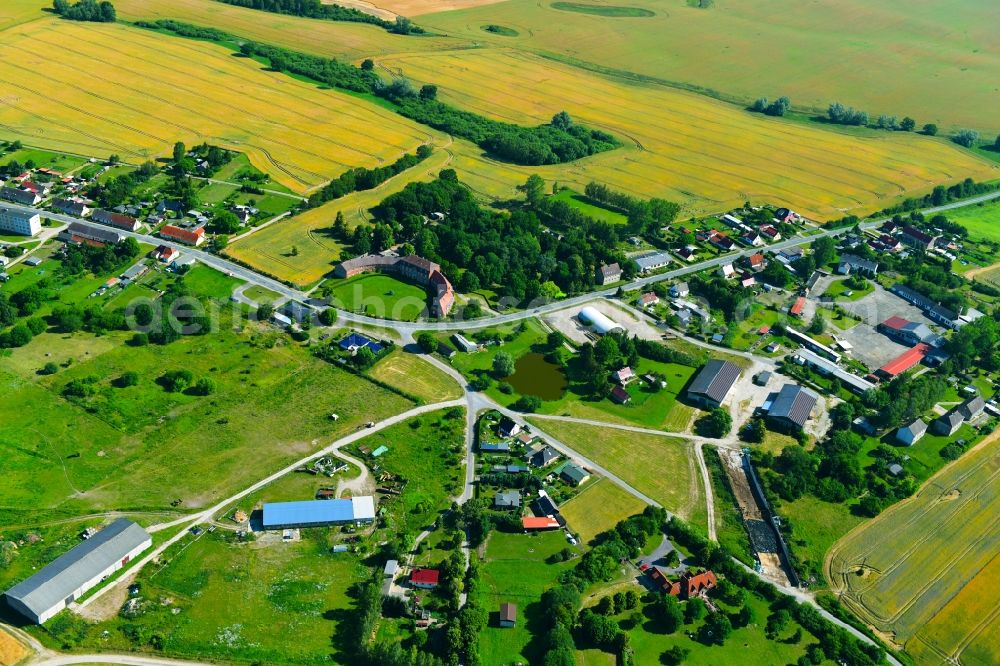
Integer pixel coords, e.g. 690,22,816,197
583,181,680,234
141,22,617,167
688,274,752,322
750,95,791,117
134,19,230,41
215,0,422,33
61,237,141,276
52,0,116,21
878,177,1000,216
88,161,157,208
826,102,868,126
306,145,432,208
946,316,1000,373
367,171,622,300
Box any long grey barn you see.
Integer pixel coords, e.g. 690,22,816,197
4,519,151,624
686,359,741,408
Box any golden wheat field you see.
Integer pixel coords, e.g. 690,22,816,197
378,48,998,219
112,0,469,62
0,18,434,192
421,0,1000,134
826,433,1000,664
226,142,453,285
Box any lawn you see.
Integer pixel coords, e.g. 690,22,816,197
526,419,703,522
827,432,1000,663
327,273,429,321
0,17,434,193
241,284,281,304
366,350,463,403
777,495,864,588
823,278,874,301
550,188,628,224
474,530,581,665
178,263,244,301
559,478,647,546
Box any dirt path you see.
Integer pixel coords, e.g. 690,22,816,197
964,259,1000,281
331,448,374,498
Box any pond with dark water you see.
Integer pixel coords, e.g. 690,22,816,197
506,352,567,400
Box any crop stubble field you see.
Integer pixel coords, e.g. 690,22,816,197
378,48,998,219
0,17,433,193
826,434,1000,665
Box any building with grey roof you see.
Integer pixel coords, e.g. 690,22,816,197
896,419,928,446
837,254,878,276
4,519,151,624
957,396,985,421
766,384,819,431
792,349,875,395
494,491,521,509
686,359,741,408
932,410,964,436
632,251,672,273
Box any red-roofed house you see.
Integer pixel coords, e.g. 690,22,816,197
637,292,659,308
521,516,560,531
879,316,909,333
410,568,440,589
708,232,735,251
877,343,929,379
747,253,766,271
648,568,718,599
759,225,781,241
610,385,631,404
159,225,206,247
790,296,806,317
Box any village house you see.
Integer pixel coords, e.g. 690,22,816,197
648,569,718,600
613,366,634,384
837,254,879,277
636,292,659,308
159,224,206,247
900,226,938,251
499,602,517,628
896,419,928,446
746,252,766,271
410,568,440,589
597,262,622,285
669,281,690,298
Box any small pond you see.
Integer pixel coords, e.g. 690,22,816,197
507,352,567,401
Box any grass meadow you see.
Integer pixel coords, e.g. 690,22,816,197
327,273,429,321
826,433,1000,663
366,350,464,402
526,419,703,523
473,530,581,665
0,17,433,193
419,0,1000,134
0,257,415,518
376,48,996,220
558,478,646,546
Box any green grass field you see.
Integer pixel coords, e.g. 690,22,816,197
550,2,655,17
527,419,703,522
327,273,429,321
474,530,581,665
559,478,647,546
366,350,463,403
823,278,874,301
0,146,87,173
0,260,415,517
344,408,465,536
550,188,628,224
945,198,1000,244
35,529,367,664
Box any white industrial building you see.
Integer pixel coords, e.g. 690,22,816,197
4,519,151,624
0,205,41,236
578,306,623,335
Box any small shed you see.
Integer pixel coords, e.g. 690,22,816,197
499,602,517,628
